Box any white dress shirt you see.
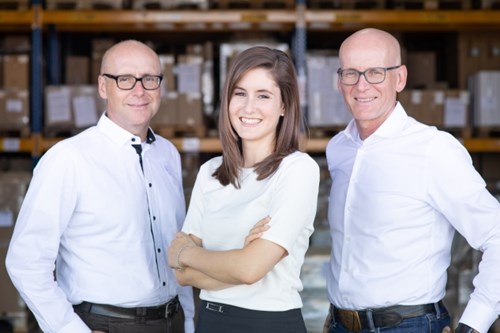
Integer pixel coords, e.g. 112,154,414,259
183,152,320,311
326,102,500,332
6,114,194,333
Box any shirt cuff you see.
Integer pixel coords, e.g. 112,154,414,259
57,316,91,333
459,299,498,333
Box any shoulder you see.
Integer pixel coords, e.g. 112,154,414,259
281,151,320,174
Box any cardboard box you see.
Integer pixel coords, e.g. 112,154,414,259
151,92,178,127
470,71,500,127
65,56,90,85
0,89,29,131
178,93,203,126
3,55,29,90
159,55,176,94
306,52,351,127
45,85,102,133
406,52,436,89
398,89,444,126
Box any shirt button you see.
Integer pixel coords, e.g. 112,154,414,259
162,282,166,286
157,248,161,253
153,216,156,221
149,183,152,187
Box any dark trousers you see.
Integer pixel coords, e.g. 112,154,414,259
196,300,306,333
74,303,185,333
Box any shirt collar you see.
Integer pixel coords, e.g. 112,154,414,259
97,113,156,147
343,102,408,143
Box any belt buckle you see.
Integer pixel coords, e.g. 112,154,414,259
165,298,179,318
338,309,362,333
205,302,224,313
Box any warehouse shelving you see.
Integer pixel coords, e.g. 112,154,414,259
1,7,500,157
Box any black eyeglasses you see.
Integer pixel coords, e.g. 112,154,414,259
337,66,401,85
102,73,163,90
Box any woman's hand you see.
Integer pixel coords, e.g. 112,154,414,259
168,232,197,270
244,216,271,247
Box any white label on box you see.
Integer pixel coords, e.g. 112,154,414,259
434,91,445,105
177,63,201,94
73,95,98,128
411,91,423,104
0,210,13,227
182,137,200,153
6,98,23,112
47,88,72,123
444,97,467,127
2,138,21,152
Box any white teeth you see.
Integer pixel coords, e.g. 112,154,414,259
241,117,261,124
356,97,375,102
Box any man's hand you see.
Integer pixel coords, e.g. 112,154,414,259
244,216,271,247
442,326,452,333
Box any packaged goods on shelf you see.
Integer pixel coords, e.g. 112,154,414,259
405,51,437,89
1,36,31,54
45,0,123,9
458,32,500,89
398,89,470,129
44,85,105,135
2,54,29,91
213,0,294,8
470,71,500,128
306,52,351,127
132,0,209,9
0,89,29,136
0,171,31,315
307,0,384,9
159,55,176,94
65,56,90,85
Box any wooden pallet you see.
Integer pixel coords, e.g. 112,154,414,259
388,0,470,9
154,125,206,138
132,0,209,9
214,0,294,9
308,0,385,9
0,0,29,9
475,126,500,138
45,0,123,9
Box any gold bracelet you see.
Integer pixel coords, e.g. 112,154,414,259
176,244,194,271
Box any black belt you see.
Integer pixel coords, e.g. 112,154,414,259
330,301,444,332
74,295,179,320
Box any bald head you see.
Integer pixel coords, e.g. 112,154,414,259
339,28,402,69
100,40,161,75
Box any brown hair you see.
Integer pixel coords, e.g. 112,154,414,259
213,46,302,188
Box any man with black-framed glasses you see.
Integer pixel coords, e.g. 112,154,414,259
6,40,195,333
323,28,500,333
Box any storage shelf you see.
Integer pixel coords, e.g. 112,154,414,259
41,9,297,31
3,137,498,154
306,10,500,31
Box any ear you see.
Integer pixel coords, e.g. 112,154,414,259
395,65,408,93
98,75,108,100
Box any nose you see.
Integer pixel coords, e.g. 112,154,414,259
131,79,146,95
242,97,255,114
355,73,371,90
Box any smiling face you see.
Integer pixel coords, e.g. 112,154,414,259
228,67,284,153
98,40,162,141
338,29,407,139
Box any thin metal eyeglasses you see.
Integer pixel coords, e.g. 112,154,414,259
102,73,163,90
337,65,401,85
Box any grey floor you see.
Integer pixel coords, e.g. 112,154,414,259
300,253,330,333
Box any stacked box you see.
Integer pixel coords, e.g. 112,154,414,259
44,85,103,134
65,56,90,85
3,55,29,91
306,52,351,127
406,51,436,89
470,71,500,127
0,90,29,133
458,33,500,89
0,171,32,314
